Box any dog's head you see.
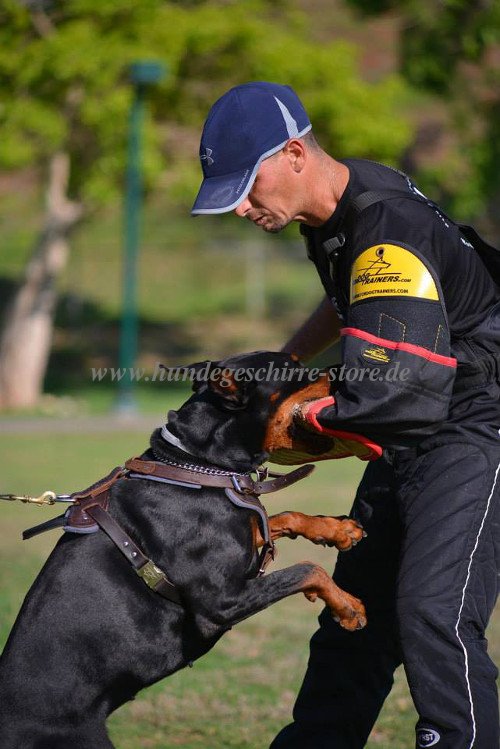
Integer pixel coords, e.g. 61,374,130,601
155,351,334,472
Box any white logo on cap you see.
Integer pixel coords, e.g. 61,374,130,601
201,147,214,166
417,728,441,747
273,96,299,137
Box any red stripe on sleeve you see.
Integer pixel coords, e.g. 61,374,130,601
341,327,457,368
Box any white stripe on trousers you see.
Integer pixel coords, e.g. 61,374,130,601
454,456,500,749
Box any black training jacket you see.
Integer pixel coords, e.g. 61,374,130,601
301,158,500,449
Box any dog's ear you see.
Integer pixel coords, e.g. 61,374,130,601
189,360,216,392
208,368,249,410
159,361,214,392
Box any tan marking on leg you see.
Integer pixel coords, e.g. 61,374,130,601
266,512,365,551
302,565,367,631
250,515,262,547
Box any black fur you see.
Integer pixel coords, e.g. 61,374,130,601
0,352,321,748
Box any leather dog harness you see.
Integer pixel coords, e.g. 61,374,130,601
22,457,314,608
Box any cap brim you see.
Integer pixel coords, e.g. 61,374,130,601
191,124,312,216
191,165,257,215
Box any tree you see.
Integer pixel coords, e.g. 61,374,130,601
345,0,500,221
0,0,414,408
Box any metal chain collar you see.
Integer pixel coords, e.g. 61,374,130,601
151,447,249,479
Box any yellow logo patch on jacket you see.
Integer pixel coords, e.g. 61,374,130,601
362,346,391,364
350,244,439,304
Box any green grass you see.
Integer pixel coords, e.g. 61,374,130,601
0,431,498,748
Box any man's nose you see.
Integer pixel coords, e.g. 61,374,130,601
234,198,251,218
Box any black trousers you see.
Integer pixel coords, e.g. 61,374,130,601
270,438,500,749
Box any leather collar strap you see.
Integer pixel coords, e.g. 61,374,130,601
124,458,314,494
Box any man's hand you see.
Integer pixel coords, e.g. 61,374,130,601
268,395,382,465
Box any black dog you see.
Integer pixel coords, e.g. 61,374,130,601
0,352,366,749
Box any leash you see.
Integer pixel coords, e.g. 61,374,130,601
6,458,315,608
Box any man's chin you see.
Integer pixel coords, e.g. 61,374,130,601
261,219,290,234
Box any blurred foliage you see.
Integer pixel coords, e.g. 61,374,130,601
346,0,500,219
0,0,413,209
347,0,500,91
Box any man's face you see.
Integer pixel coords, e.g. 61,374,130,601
234,151,301,233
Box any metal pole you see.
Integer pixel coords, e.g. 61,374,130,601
116,61,164,414
116,83,145,413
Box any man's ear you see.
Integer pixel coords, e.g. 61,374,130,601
282,138,306,173
208,368,249,411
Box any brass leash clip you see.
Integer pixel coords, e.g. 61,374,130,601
0,491,57,506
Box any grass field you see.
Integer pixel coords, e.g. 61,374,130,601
0,416,499,749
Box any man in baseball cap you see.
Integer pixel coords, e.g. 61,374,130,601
192,82,500,749
191,81,312,215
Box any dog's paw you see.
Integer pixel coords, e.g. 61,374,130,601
303,564,367,631
333,594,367,631
308,515,365,551
333,516,366,551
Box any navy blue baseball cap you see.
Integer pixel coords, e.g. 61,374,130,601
191,82,312,215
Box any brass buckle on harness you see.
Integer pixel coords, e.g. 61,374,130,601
136,559,167,590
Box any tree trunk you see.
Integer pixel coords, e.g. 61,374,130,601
0,153,83,409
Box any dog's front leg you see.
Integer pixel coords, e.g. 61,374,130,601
255,512,365,551
199,562,366,632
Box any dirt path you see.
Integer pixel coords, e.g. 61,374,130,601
0,415,161,434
